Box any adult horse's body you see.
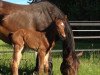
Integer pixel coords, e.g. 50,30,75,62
0,1,79,75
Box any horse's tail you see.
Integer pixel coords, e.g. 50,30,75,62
60,17,79,75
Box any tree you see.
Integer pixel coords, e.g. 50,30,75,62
28,0,100,21
28,0,46,4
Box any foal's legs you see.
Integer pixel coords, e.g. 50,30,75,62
34,52,53,75
33,52,53,75
38,51,50,75
44,52,50,75
11,44,24,75
38,50,45,75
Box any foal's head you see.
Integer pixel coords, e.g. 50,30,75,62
55,18,66,39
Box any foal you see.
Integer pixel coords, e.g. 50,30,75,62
11,29,50,75
10,18,66,75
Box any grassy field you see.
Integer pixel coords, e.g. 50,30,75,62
0,52,100,75
0,40,100,75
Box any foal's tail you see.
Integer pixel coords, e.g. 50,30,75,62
60,17,79,75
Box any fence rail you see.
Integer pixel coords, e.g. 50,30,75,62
74,36,100,39
0,49,100,54
70,21,100,26
72,30,100,32
70,21,100,39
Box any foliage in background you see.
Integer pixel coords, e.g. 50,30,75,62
28,0,100,21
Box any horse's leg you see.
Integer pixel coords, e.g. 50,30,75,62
11,44,24,75
44,52,49,75
38,50,45,75
33,52,53,75
48,51,53,75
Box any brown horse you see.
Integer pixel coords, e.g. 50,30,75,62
10,18,66,75
0,1,79,75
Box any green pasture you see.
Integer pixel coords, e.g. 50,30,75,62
0,40,100,75
0,52,100,75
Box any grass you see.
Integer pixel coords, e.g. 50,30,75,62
79,58,100,75
0,52,100,75
0,52,35,75
53,53,100,75
0,40,100,75
0,40,12,50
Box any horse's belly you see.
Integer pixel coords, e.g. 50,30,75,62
24,37,40,52
24,46,38,52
